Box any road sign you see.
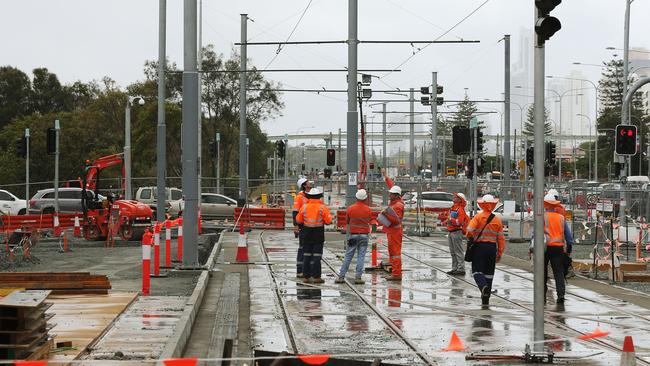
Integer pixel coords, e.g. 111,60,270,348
596,199,613,212
446,167,456,176
469,117,478,129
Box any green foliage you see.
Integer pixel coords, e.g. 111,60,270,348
0,66,32,130
449,94,478,128
523,105,552,137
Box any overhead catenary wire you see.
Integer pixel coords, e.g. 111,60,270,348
262,0,315,70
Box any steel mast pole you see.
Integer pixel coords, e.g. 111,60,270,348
156,0,167,222
504,35,512,190
431,72,438,179
181,0,199,266
346,0,359,205
239,14,248,205
124,101,132,200
25,129,29,213
382,103,388,205
409,88,415,177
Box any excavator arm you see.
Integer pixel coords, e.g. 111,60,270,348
84,154,125,193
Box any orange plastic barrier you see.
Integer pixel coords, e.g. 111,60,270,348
0,213,81,233
234,207,286,230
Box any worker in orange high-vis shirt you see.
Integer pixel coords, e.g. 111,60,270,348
296,187,333,284
447,192,470,275
379,170,404,281
336,189,372,284
466,194,506,306
293,178,311,278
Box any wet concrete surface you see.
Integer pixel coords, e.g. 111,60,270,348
248,230,650,365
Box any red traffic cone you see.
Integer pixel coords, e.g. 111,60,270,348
235,221,249,262
73,216,82,237
620,336,636,366
442,331,466,352
53,214,62,237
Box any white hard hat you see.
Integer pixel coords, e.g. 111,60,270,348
297,178,308,189
548,188,559,197
455,192,466,201
544,193,561,204
478,194,499,203
306,187,322,196
355,189,368,200
388,185,402,195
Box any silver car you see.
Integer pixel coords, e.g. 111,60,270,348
29,188,100,214
168,193,237,220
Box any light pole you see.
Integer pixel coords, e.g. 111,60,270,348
125,96,145,200
577,113,594,180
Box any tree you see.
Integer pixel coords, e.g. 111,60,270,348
449,94,478,128
523,105,552,137
30,68,67,115
0,66,32,130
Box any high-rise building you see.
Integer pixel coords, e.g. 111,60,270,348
630,48,650,114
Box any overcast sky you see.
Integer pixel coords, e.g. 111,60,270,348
2,0,649,143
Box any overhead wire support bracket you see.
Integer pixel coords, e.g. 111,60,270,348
234,39,480,46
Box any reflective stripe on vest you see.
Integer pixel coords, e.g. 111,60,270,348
544,214,566,250
303,204,325,227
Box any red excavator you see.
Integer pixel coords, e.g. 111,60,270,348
81,154,153,241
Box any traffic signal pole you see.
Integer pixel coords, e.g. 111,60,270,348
54,120,60,213
25,129,29,213
239,14,249,205
431,72,438,179
503,35,512,190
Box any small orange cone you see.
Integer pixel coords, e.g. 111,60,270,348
619,336,636,366
235,221,249,262
63,232,69,252
577,327,610,340
442,331,466,352
73,216,82,237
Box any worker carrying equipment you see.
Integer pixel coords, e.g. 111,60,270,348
336,189,372,284
531,193,574,305
447,192,470,276
379,170,404,281
466,194,505,306
296,187,332,284
293,178,311,278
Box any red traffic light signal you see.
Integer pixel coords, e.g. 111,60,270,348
326,148,336,166
615,124,637,155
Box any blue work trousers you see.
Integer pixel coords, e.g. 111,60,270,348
338,234,369,278
471,243,497,292
303,240,324,279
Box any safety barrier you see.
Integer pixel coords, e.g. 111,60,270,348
234,207,286,230
0,213,82,233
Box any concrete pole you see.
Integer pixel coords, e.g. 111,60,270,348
239,14,248,205
181,0,199,266
532,26,546,352
409,88,415,176
54,120,60,212
25,129,29,212
504,35,512,187
346,0,358,206
382,103,388,205
216,132,221,194
124,102,132,200
431,72,438,179
156,0,167,222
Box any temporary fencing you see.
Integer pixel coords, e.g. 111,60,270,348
234,207,286,230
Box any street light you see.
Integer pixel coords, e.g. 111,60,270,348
577,113,594,180
125,95,145,200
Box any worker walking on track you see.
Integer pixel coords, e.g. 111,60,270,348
447,192,470,275
532,193,574,305
296,187,332,284
379,170,404,281
336,189,372,284
466,194,505,306
293,178,311,278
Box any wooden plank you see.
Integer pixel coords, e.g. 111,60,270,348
0,331,47,349
25,337,53,360
0,291,51,309
207,273,240,364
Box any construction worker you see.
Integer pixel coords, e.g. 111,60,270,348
532,193,574,304
296,187,333,284
466,194,505,306
293,178,311,278
336,189,372,284
547,188,573,279
379,170,404,281
447,192,470,275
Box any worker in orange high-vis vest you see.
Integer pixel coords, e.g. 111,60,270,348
466,194,505,306
447,192,470,275
536,193,574,305
379,170,404,281
336,189,372,284
296,187,332,284
293,178,311,278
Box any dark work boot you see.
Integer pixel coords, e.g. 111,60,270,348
481,286,490,306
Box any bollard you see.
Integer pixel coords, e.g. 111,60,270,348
63,231,69,252
177,217,184,262
73,216,82,237
53,214,61,237
371,242,377,266
154,224,161,276
165,220,172,268
198,210,203,234
141,231,152,296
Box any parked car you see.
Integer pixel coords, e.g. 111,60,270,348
491,201,532,226
404,191,454,210
29,188,103,214
168,193,238,219
0,190,27,215
135,186,183,216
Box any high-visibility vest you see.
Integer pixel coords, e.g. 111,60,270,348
380,199,403,231
347,201,372,234
293,191,307,212
300,200,332,228
544,212,566,250
467,212,504,244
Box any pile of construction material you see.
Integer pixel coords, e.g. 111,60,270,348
0,272,112,295
0,290,54,360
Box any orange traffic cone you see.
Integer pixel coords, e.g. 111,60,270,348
235,222,249,262
73,216,82,237
53,214,62,237
63,232,69,252
620,336,636,366
442,331,466,352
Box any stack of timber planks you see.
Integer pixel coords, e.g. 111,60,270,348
0,290,54,360
0,272,112,295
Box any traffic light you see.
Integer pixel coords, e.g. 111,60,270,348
46,127,56,155
452,126,471,155
535,0,562,46
420,85,444,106
326,148,336,166
476,127,484,153
275,140,286,159
545,141,556,164
466,159,474,180
15,137,27,158
369,162,375,170
615,124,637,155
526,146,534,166
420,87,430,106
208,140,217,157
324,168,332,178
